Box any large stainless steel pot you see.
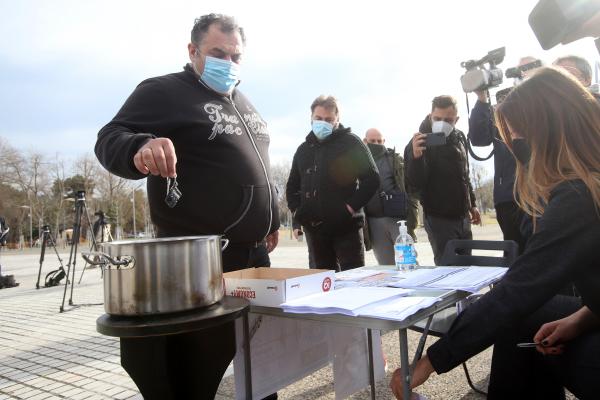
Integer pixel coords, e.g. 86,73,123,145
83,236,228,316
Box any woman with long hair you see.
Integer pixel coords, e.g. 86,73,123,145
390,67,600,399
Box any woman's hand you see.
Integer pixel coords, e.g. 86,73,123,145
533,306,600,355
390,356,435,399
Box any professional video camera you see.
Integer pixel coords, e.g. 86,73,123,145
460,47,506,93
505,59,543,79
94,211,108,223
529,0,600,52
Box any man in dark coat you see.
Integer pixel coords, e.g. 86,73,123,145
287,95,379,271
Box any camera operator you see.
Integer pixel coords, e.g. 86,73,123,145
468,57,542,254
553,55,600,100
405,95,480,265
92,211,109,243
0,216,7,246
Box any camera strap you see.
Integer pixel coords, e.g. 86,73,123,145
464,92,495,162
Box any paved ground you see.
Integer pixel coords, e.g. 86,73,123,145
0,222,551,400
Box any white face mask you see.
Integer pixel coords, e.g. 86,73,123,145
431,121,454,137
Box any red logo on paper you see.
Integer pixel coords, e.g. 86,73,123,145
231,289,256,299
322,277,332,292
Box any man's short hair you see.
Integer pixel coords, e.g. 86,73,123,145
311,95,340,115
191,13,246,46
554,55,592,83
431,95,457,112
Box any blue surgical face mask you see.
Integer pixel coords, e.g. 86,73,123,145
312,120,334,140
197,55,240,94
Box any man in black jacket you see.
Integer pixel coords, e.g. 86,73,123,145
469,57,543,254
469,90,528,253
406,95,481,265
286,95,379,271
95,14,279,399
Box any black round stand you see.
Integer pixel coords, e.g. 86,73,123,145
97,296,253,400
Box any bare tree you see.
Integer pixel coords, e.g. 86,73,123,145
0,137,15,184
95,168,129,205
73,154,100,196
95,167,132,237
2,147,54,243
0,136,151,244
0,137,27,243
470,163,493,213
48,155,68,235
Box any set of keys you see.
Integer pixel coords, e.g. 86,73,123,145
165,177,182,208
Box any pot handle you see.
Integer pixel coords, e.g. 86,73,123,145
81,252,109,266
81,251,135,269
221,238,230,251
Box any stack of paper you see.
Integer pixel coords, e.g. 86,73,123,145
357,296,442,321
281,287,413,316
334,269,400,289
389,266,507,293
335,269,383,281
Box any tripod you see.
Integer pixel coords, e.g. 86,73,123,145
60,190,99,313
35,225,66,289
0,226,19,289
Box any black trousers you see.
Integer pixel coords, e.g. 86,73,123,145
423,214,472,265
121,241,271,399
306,228,364,271
222,241,270,272
488,295,600,399
121,322,236,400
495,201,528,255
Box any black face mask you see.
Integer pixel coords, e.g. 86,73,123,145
367,143,387,158
512,139,531,165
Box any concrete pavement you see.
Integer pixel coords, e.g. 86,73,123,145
0,223,555,400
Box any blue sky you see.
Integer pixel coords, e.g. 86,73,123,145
1,0,599,180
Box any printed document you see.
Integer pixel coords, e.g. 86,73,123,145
389,266,507,292
281,287,413,316
357,296,442,321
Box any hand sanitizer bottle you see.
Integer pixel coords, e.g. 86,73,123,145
394,220,417,271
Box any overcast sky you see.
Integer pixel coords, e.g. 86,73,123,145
1,0,599,179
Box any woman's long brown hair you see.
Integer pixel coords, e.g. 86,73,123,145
495,67,600,219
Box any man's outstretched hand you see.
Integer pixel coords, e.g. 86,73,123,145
133,138,177,178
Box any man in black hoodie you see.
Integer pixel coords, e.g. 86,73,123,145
96,14,279,268
95,14,279,399
405,95,481,265
286,95,379,271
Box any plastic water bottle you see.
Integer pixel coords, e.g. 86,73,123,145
394,220,417,271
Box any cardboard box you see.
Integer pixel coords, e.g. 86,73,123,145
223,267,336,307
